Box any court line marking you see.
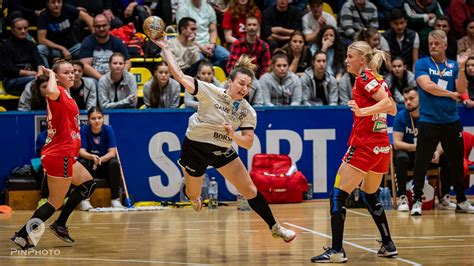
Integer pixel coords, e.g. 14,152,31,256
284,222,421,266
395,244,474,249
0,255,210,265
345,209,371,217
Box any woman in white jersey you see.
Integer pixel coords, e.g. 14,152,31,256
152,38,296,242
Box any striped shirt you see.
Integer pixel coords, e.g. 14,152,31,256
339,0,379,39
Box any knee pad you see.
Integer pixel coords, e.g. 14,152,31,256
330,188,349,216
79,180,96,199
361,191,383,215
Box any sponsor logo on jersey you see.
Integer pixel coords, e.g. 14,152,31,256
213,132,232,142
429,68,453,77
373,146,390,154
372,113,388,132
365,79,379,92
214,103,230,113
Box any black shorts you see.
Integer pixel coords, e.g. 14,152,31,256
178,137,238,177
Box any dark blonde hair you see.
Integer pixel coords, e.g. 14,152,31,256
52,59,72,73
229,55,257,81
348,41,388,79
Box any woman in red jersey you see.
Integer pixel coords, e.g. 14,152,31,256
11,60,95,249
311,41,398,263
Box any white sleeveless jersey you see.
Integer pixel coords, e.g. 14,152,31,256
186,79,257,148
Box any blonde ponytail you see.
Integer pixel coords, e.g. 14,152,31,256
348,41,388,80
229,55,257,81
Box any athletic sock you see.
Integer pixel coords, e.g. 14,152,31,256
330,188,349,251
55,187,83,227
18,202,56,238
362,192,392,244
248,191,277,229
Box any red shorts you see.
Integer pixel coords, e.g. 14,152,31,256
342,144,390,173
41,155,76,178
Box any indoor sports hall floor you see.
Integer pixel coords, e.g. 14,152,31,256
1,200,473,265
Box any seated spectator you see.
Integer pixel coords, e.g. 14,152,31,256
98,53,137,109
392,86,455,212
356,28,390,53
449,0,474,39
339,0,379,42
338,72,355,105
143,61,181,108
222,0,261,45
18,75,49,111
78,107,124,210
71,61,97,110
403,0,443,56
281,30,312,77
462,56,474,107
226,15,271,78
264,0,308,13
384,57,416,103
112,0,150,33
261,0,302,51
381,9,419,71
300,51,338,106
259,52,302,106
176,0,230,71
37,0,94,67
458,16,474,55
9,0,46,26
168,17,202,77
0,17,43,96
185,60,223,110
311,25,345,81
65,0,123,28
434,15,458,61
302,0,337,44
79,14,131,80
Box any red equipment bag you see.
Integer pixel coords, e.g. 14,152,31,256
250,154,308,203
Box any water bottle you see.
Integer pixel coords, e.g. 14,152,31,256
385,188,393,210
353,186,360,202
179,177,188,202
201,174,210,200
237,194,251,211
208,177,218,209
304,183,313,200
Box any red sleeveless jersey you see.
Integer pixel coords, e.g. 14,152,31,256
348,69,391,147
41,86,81,157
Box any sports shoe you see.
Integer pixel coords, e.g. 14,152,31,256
111,199,124,208
439,194,456,210
377,240,398,257
11,232,35,250
271,223,296,243
456,201,474,214
191,196,203,212
49,222,74,243
37,198,48,209
79,199,93,211
311,247,347,263
397,195,409,212
410,200,422,216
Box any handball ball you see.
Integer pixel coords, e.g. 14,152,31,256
143,16,165,40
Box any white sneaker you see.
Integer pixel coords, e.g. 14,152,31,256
397,195,409,212
456,201,474,214
111,199,124,208
410,200,422,216
439,194,456,210
271,223,296,243
80,199,93,211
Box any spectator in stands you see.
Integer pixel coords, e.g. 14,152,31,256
302,0,337,43
300,51,338,106
385,57,416,103
392,86,455,212
281,30,312,77
261,0,303,51
98,52,137,109
143,61,181,108
176,0,230,71
462,55,474,107
449,0,474,39
185,60,224,110
338,72,355,105
70,61,97,110
356,28,390,53
0,17,43,96
226,16,271,78
38,0,94,67
79,14,131,80
169,17,202,77
458,17,474,55
260,52,302,106
264,0,308,12
65,0,123,28
112,0,150,33
222,0,261,45
17,75,49,111
434,16,458,61
381,9,419,71
403,0,443,56
311,25,345,81
339,0,379,42
78,107,124,210
9,0,46,26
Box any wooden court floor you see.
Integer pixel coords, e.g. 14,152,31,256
0,200,473,265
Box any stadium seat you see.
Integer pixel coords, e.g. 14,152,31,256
0,81,20,101
323,3,337,20
130,67,153,98
213,66,227,83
